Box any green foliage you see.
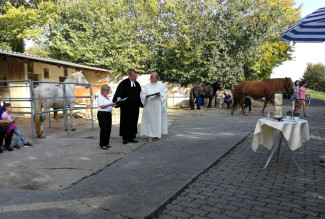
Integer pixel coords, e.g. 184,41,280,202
42,0,154,74
306,89,325,101
0,0,301,87
0,1,56,52
301,63,325,92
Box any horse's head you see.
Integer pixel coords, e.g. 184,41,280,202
284,77,294,95
74,71,90,88
212,81,223,91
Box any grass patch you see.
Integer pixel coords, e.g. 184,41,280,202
306,89,325,101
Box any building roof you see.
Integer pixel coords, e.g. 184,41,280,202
0,49,109,72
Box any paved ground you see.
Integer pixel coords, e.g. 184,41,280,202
0,99,324,219
155,99,325,219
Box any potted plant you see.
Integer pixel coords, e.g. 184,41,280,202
293,111,300,121
286,111,292,119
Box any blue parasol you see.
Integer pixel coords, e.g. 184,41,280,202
281,7,325,43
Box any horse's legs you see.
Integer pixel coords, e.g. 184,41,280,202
63,110,67,131
86,101,91,119
54,111,59,120
207,96,213,108
190,99,195,110
261,98,271,114
196,98,201,110
36,109,47,138
70,109,75,131
189,90,195,110
86,108,91,119
231,101,237,114
240,96,247,115
70,104,75,131
64,104,76,131
231,95,239,115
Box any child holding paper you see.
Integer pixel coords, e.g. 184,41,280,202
1,103,32,149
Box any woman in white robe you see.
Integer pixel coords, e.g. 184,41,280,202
140,72,168,143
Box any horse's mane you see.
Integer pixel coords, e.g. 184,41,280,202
62,71,82,84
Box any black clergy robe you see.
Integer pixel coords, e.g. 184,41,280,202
113,78,142,140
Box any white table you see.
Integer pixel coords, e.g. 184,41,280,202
252,118,309,171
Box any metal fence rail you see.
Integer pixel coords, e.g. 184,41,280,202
0,79,107,142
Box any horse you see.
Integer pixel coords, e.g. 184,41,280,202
74,80,108,119
34,71,90,138
231,77,294,115
189,81,223,110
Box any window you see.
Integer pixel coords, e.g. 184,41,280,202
27,62,34,73
43,68,49,79
64,68,68,76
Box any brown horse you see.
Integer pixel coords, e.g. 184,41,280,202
53,81,108,120
231,78,294,115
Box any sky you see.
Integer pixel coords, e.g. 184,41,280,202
271,0,325,81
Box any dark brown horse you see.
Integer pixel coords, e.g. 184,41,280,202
189,81,223,110
231,78,294,115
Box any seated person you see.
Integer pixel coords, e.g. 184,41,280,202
0,95,3,119
0,95,13,153
222,91,232,109
2,103,32,149
0,118,14,153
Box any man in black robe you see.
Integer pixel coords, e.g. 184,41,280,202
113,69,143,144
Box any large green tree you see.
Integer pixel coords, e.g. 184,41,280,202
301,63,325,92
149,0,301,87
41,0,155,74
1,0,301,86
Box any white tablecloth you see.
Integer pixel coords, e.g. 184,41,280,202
252,118,309,152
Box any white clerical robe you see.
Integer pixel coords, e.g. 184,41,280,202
140,81,168,138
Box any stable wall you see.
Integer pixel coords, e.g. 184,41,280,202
0,57,109,115
28,62,78,82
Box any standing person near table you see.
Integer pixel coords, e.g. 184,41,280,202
97,85,115,150
140,72,168,143
113,69,143,144
293,80,300,110
296,81,307,117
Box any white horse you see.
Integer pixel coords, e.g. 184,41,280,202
34,71,90,138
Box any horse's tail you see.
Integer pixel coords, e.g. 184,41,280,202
231,86,239,112
189,88,195,109
34,88,43,138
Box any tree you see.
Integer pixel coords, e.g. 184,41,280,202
1,0,301,86
0,1,56,52
301,63,325,92
41,0,155,74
